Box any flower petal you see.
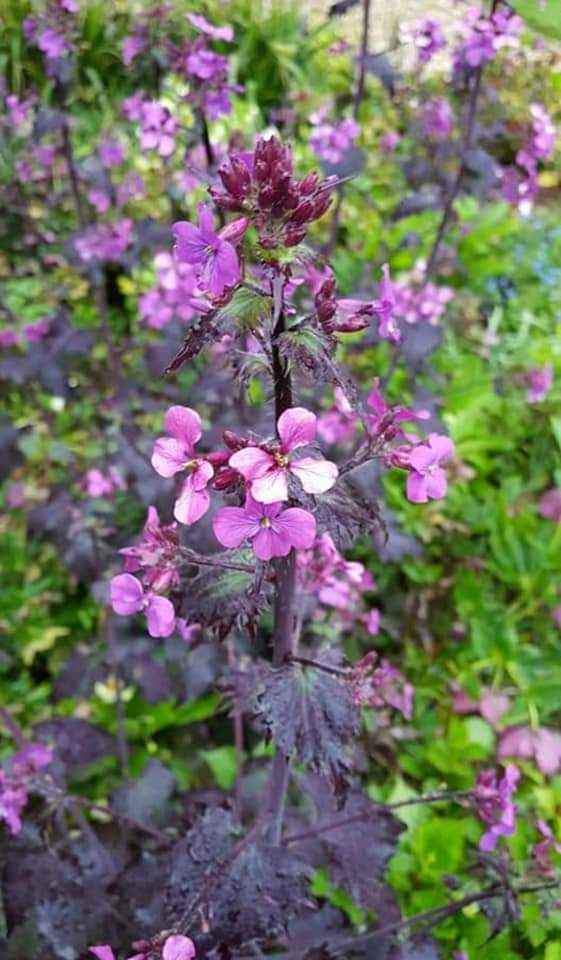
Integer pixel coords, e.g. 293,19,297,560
89,947,116,960
174,477,210,525
172,220,207,265
145,595,176,638
164,405,202,446
253,527,291,561
162,934,197,960
229,447,274,480
277,407,317,451
202,241,239,296
110,574,144,615
427,432,454,462
289,457,338,495
424,467,447,500
408,444,437,473
275,508,317,550
191,459,214,491
213,506,259,548
250,468,289,503
151,437,190,478
406,471,428,503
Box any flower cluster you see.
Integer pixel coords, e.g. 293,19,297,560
210,136,338,248
312,263,401,341
410,18,447,65
502,104,556,215
0,743,53,835
24,0,77,66
309,115,360,165
421,97,454,141
473,764,519,851
297,533,380,634
75,219,134,264
349,651,414,719
391,277,454,327
83,467,126,499
524,364,553,403
139,253,205,329
453,4,522,73
120,505,180,593
139,101,178,158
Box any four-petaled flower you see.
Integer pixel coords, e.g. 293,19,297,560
406,433,454,503
110,573,175,638
173,205,246,298
213,494,316,561
474,764,520,852
229,407,338,503
151,406,214,525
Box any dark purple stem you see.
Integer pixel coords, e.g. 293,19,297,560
199,108,215,169
266,274,297,845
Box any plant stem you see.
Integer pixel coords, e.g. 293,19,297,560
289,654,347,677
353,0,372,120
265,273,297,846
198,108,214,169
227,637,244,814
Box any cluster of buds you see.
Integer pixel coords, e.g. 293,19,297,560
314,273,371,335
210,136,338,249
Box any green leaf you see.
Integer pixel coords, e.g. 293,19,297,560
512,0,561,41
201,746,239,790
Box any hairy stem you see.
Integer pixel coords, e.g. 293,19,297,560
266,274,297,845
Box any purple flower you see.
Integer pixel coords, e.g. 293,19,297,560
0,329,19,348
525,364,553,403
109,573,176,638
122,33,146,66
5,95,34,129
539,488,561,522
0,743,52,836
139,101,178,158
421,98,454,140
75,220,133,264
186,46,228,81
406,433,455,503
37,27,68,60
412,18,446,65
533,819,561,876
187,13,234,42
309,117,360,165
151,406,214,525
120,505,179,592
173,205,246,298
122,92,146,121
24,318,50,343
474,764,519,851
498,725,561,776
162,934,197,960
379,131,400,154
350,651,414,719
317,387,358,445
99,138,125,168
213,494,316,561
372,263,400,342
88,189,111,214
229,407,338,503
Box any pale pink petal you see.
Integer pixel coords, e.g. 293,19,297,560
498,726,535,762
90,947,116,960
276,508,317,550
110,574,144,615
146,595,176,638
427,433,454,462
278,407,317,451
229,447,274,480
162,934,197,960
250,468,289,503
174,477,210,525
424,467,447,500
406,471,428,503
164,405,202,446
191,459,214,491
289,457,338,495
253,526,290,561
534,729,561,776
151,437,191,478
408,444,437,473
213,506,260,548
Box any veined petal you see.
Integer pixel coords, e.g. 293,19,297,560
253,527,291,561
213,506,259,548
408,444,437,473
172,221,207,265
229,447,274,480
278,406,317,451
145,595,176,638
191,459,214,491
197,203,217,239
203,241,239,296
250,468,289,503
110,573,144,615
164,405,202,446
174,477,210,525
290,457,338,495
276,508,316,550
151,437,191,478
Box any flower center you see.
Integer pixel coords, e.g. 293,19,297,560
275,452,289,468
260,517,271,528
183,458,198,472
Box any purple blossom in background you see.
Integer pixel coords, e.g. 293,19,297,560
372,263,400,342
99,138,125,168
539,488,561,522
5,94,34,130
0,743,53,835
411,18,447,65
421,97,454,140
151,405,214,525
139,101,178,157
139,252,204,329
110,573,176,638
379,131,400,153
213,494,316,561
392,278,454,326
453,4,522,72
229,407,338,503
309,117,360,165
474,764,519,851
120,505,180,593
350,651,414,719
186,46,229,82
0,329,19,348
122,91,146,121
406,433,455,503
84,467,126,499
24,318,51,342
297,532,378,634
122,33,147,66
525,364,553,403
502,103,555,213
452,686,510,726
37,27,68,60
173,205,246,298
533,819,561,876
187,13,234,43
499,725,561,776
88,188,111,214
317,387,358,445
75,219,133,263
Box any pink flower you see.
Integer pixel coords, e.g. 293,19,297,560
110,573,175,638
539,488,561,522
525,365,553,403
406,433,454,503
120,505,179,592
317,388,358,445
421,97,454,140
37,27,68,59
88,189,111,214
363,609,380,636
350,652,414,719
122,34,146,66
173,206,245,298
498,725,561,776
139,101,178,158
99,138,125,168
372,263,400,342
379,131,400,153
213,494,316,561
162,935,197,960
186,47,228,81
0,743,52,835
533,819,561,876
151,406,214,525
474,764,519,851
84,467,126,499
187,13,234,42
229,407,338,503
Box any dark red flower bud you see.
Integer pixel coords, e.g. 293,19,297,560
222,430,248,451
206,449,231,467
212,467,240,491
283,226,308,247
